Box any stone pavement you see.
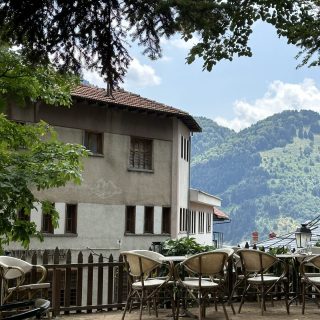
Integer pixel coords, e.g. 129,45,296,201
59,301,320,320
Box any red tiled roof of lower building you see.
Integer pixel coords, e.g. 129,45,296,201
71,84,201,132
213,207,229,220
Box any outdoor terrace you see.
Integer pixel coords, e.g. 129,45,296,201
61,302,320,320
7,243,320,320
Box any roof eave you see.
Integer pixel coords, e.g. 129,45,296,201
72,94,202,132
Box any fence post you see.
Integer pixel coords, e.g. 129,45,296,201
31,252,38,286
117,254,124,309
76,251,83,313
107,254,114,311
52,247,61,317
87,253,93,313
43,250,49,265
97,254,104,310
42,250,49,300
64,250,72,314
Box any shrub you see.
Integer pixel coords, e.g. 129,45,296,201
161,237,215,256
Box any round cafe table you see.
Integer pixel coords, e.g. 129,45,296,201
159,255,197,318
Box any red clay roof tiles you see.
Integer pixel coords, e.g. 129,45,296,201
213,207,230,220
71,84,201,132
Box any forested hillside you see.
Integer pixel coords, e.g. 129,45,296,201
191,117,235,158
191,111,320,244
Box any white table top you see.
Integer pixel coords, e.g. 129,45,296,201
159,256,187,262
276,253,311,258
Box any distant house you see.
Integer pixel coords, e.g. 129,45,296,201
6,84,226,257
188,189,229,246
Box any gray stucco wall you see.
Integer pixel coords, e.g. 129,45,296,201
7,101,186,252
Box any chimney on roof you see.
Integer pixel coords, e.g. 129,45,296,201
269,231,277,239
252,231,259,244
106,83,111,96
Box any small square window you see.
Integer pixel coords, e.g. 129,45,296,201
66,204,77,234
84,131,103,154
129,137,152,170
125,206,136,234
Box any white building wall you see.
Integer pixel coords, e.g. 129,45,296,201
7,101,192,254
135,206,144,234
55,203,65,234
194,232,212,246
154,206,162,234
31,203,42,232
190,203,218,246
8,203,171,255
176,121,191,238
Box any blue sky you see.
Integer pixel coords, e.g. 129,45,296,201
84,22,320,132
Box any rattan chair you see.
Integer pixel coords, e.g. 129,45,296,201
300,254,320,314
0,256,50,303
130,250,165,263
176,251,232,320
237,249,289,315
121,251,174,320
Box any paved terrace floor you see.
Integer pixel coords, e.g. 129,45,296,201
60,301,320,320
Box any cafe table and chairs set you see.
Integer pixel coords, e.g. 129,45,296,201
120,248,320,320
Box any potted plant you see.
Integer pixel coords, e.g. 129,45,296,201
161,237,215,256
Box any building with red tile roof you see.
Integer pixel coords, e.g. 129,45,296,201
6,84,225,255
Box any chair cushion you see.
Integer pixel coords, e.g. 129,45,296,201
247,275,281,284
132,279,166,289
303,276,320,284
182,279,219,289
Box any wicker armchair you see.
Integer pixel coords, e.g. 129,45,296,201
0,299,50,319
121,251,174,320
237,249,289,315
0,256,50,303
300,254,320,314
176,251,232,320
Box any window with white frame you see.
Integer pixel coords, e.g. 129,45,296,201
189,210,196,234
198,211,205,233
206,212,211,233
180,135,190,162
179,208,188,232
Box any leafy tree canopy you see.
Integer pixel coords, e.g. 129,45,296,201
0,1,318,89
0,46,88,251
0,114,89,251
0,45,79,111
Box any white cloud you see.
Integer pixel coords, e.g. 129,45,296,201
82,57,161,89
215,78,320,132
161,36,198,51
82,69,106,88
123,58,161,88
159,55,173,62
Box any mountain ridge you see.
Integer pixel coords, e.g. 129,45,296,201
191,110,320,244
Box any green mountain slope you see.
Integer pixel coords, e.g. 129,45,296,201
192,117,235,158
191,110,320,244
